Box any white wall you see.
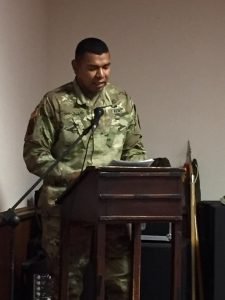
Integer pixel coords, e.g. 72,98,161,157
0,0,47,210
1,0,225,211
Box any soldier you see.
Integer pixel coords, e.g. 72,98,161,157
23,37,146,300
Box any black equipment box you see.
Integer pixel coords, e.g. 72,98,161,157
141,222,172,242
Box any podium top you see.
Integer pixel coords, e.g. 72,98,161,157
57,166,185,205
87,165,184,170
58,165,185,222
85,165,185,174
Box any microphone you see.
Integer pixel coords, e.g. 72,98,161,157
92,107,104,129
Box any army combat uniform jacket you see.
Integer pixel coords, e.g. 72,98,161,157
23,81,146,212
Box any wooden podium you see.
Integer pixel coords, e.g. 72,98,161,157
58,166,185,300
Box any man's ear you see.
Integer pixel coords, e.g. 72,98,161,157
71,59,77,73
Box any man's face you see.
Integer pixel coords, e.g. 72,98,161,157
73,52,111,97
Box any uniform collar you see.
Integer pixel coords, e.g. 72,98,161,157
73,79,112,108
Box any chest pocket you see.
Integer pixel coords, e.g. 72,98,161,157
97,108,130,149
59,112,92,148
107,119,129,148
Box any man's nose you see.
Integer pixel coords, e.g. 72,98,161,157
96,68,104,78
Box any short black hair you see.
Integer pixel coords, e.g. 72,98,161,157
75,37,109,59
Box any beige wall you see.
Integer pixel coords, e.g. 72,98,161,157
0,0,47,210
1,0,225,210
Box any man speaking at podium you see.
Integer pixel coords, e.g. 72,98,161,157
23,37,146,300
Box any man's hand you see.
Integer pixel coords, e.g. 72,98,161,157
66,171,81,184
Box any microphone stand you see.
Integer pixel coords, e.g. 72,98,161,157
0,121,96,300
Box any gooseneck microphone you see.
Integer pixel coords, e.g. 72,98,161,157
92,107,104,129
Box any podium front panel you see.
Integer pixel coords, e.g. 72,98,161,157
61,167,185,223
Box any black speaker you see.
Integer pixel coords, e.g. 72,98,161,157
198,201,225,300
141,241,172,300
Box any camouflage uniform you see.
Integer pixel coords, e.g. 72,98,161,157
23,80,146,299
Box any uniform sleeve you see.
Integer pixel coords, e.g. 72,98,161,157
121,102,147,161
23,96,76,185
